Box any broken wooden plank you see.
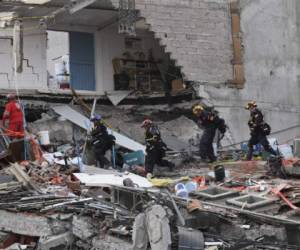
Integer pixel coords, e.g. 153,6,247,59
8,163,41,192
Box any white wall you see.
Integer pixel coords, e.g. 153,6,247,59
94,24,169,94
0,20,47,90
47,31,69,78
200,0,300,146
95,25,125,93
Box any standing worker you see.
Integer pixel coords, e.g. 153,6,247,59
193,104,227,163
89,115,116,168
141,119,174,176
2,93,24,137
245,101,277,160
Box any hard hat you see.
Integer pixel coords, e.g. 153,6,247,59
91,115,102,121
192,105,204,115
245,101,257,110
6,93,16,100
141,119,152,128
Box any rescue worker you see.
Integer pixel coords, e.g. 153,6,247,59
141,119,174,175
89,115,116,168
246,101,277,160
2,93,24,136
193,104,226,163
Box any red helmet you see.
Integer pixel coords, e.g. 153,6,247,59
141,119,152,128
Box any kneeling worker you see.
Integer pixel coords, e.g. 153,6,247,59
141,119,174,175
90,115,116,168
193,104,227,163
246,101,277,160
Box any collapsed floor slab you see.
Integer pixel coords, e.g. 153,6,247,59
0,210,68,237
52,105,146,153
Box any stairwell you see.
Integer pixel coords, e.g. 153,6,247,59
114,0,234,84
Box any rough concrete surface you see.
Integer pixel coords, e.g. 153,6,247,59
0,210,68,237
201,0,300,146
92,235,132,250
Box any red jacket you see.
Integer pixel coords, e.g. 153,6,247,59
2,100,24,124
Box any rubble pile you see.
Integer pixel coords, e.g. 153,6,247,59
0,105,300,250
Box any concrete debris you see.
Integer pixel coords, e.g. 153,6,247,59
52,105,146,153
37,232,73,250
72,216,95,240
92,235,132,250
0,210,66,237
0,104,300,249
133,205,171,250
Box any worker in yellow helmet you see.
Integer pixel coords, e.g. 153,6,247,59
193,104,227,163
245,101,277,160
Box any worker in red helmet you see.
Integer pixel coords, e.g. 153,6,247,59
2,93,24,136
141,119,174,175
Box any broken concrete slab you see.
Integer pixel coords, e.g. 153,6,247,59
0,210,68,237
72,216,95,240
92,235,132,250
132,205,172,250
145,205,172,250
160,115,200,149
28,114,76,144
52,105,146,153
106,90,133,106
132,213,148,250
38,232,73,250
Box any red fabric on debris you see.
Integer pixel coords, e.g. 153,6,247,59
282,158,300,168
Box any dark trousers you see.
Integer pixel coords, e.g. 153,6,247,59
94,146,109,168
145,148,172,174
200,127,217,162
247,133,277,160
94,140,114,168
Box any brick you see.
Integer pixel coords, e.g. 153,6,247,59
135,0,233,83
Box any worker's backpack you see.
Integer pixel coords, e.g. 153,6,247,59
261,122,271,135
216,117,227,134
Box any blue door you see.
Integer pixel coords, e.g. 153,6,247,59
69,32,95,91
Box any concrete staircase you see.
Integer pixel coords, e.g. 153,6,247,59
114,0,234,84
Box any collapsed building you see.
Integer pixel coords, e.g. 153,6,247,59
0,1,300,249
0,0,299,145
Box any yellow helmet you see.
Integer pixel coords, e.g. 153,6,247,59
192,105,204,115
245,101,257,110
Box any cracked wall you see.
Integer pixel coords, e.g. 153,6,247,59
0,20,47,90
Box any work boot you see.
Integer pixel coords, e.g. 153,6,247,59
207,156,217,163
168,162,175,171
